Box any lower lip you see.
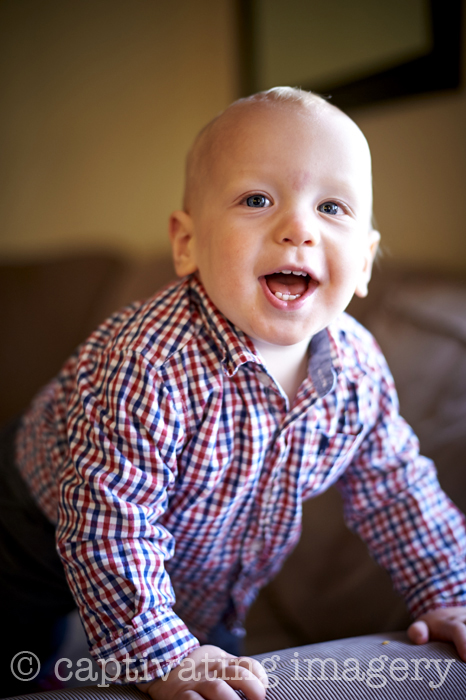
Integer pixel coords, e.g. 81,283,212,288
259,276,319,310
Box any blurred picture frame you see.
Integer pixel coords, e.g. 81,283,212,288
237,0,462,109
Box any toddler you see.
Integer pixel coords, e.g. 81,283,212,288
2,87,466,700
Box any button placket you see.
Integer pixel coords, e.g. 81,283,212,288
259,435,290,533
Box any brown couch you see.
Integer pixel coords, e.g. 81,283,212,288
2,253,466,697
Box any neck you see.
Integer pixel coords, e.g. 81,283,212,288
253,336,311,405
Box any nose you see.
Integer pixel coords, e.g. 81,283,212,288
276,208,320,247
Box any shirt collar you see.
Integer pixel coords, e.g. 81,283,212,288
323,321,343,376
327,314,368,387
188,275,260,377
308,330,337,397
188,275,347,396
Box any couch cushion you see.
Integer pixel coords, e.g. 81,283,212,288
0,255,123,423
365,277,466,515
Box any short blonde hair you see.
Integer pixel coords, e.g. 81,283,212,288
233,86,329,110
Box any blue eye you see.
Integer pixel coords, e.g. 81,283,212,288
246,195,269,208
318,202,340,215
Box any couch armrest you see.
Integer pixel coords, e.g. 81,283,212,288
255,632,464,698
8,684,144,700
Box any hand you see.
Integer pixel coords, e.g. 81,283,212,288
407,606,466,661
136,644,268,699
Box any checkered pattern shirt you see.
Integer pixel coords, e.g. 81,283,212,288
16,275,466,681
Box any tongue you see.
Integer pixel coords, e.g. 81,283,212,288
266,272,308,296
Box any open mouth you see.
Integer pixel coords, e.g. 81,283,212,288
264,269,314,301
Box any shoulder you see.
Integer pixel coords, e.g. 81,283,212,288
328,313,401,428
331,312,393,385
81,277,201,369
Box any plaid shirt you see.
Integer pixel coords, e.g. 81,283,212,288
16,275,466,681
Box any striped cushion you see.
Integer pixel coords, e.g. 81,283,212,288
254,632,464,699
9,632,465,699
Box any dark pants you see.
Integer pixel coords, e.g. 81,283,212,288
0,419,76,696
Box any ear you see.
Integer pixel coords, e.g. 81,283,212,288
169,210,198,277
355,229,381,298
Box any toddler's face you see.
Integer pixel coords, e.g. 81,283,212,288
171,102,379,347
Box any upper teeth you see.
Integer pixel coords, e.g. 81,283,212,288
279,269,307,276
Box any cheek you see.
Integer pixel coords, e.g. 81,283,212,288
194,227,221,272
216,230,252,272
195,232,240,296
328,243,366,289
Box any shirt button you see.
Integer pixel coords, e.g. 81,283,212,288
104,661,119,677
250,540,263,553
258,373,274,388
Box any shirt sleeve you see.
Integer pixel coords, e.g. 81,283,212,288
56,347,199,682
335,340,466,619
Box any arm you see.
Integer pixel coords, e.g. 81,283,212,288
335,343,466,657
58,348,269,697
57,349,199,682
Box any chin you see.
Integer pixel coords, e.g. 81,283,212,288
254,329,313,347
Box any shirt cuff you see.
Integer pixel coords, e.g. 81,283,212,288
89,606,200,684
405,570,466,619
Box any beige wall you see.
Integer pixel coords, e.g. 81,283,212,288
352,90,466,272
1,0,465,271
0,0,237,259
350,12,466,272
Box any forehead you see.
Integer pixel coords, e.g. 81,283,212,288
204,102,372,191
